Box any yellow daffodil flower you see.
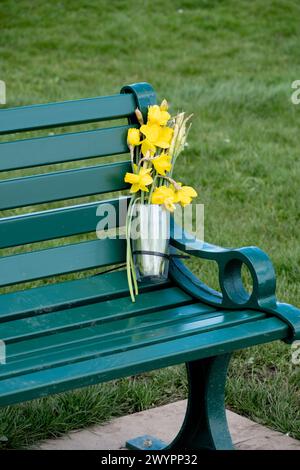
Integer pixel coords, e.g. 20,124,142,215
140,123,173,156
151,186,176,212
127,128,141,147
124,167,153,193
148,102,170,126
173,184,198,207
152,153,172,176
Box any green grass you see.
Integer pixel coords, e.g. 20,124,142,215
0,0,300,448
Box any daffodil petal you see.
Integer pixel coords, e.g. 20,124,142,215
152,153,172,175
155,127,174,148
182,186,198,197
141,139,156,156
130,183,141,193
159,110,171,126
125,172,139,184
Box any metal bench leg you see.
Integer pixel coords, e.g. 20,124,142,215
168,354,233,450
126,354,233,451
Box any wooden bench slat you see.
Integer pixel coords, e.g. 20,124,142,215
0,93,136,135
7,303,211,361
7,308,256,364
3,306,261,380
0,269,170,322
0,238,126,286
0,317,287,407
0,161,131,210
0,125,134,171
0,287,192,343
0,196,129,249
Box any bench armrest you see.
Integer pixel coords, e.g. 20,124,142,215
169,224,300,342
170,224,277,309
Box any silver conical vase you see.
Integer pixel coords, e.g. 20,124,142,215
131,204,170,282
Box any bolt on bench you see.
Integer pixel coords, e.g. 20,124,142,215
0,83,299,450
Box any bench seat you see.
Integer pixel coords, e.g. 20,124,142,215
0,269,288,407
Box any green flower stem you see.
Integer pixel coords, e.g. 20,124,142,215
130,250,138,295
126,196,140,302
141,160,149,204
126,197,136,302
148,174,159,203
130,198,139,296
158,175,179,189
126,239,134,302
129,146,135,171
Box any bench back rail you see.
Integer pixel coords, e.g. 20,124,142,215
0,83,156,288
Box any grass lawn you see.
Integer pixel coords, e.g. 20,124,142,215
0,0,299,448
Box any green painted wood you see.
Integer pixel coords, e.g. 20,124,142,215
2,309,266,381
121,83,157,122
0,238,126,286
0,316,287,407
263,302,300,343
169,249,223,307
9,308,258,362
0,161,131,210
0,93,136,135
0,286,192,342
0,196,129,249
7,303,214,361
0,125,134,171
0,269,169,322
170,225,300,341
170,222,277,310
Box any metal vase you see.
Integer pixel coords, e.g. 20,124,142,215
131,204,170,282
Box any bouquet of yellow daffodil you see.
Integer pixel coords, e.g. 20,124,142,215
124,100,197,302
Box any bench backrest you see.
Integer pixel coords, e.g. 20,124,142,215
0,83,157,288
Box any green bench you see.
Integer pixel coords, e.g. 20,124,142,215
0,82,299,450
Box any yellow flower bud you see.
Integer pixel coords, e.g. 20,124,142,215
135,108,144,125
160,99,169,111
127,128,141,147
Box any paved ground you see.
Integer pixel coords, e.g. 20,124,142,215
35,400,300,450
